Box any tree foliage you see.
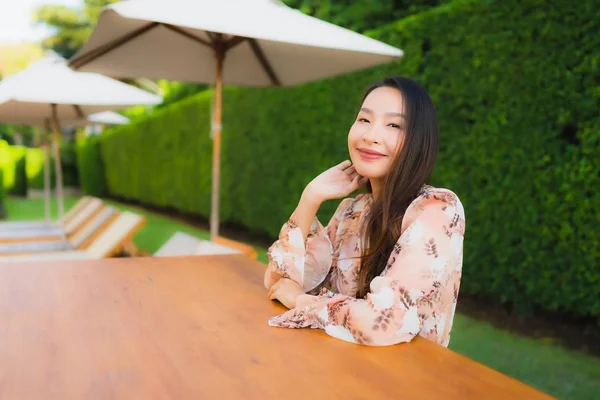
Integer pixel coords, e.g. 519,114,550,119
282,0,449,32
32,0,119,59
0,43,43,77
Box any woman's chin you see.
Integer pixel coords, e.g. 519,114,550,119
354,163,386,180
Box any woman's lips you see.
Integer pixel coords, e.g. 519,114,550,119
357,148,386,161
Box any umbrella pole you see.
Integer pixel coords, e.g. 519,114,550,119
210,50,224,240
50,104,65,228
43,119,52,221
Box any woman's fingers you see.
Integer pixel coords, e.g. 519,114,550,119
336,160,352,170
348,170,361,182
344,166,356,176
269,288,279,300
350,175,368,190
268,280,280,298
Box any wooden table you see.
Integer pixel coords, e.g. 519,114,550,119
0,255,555,399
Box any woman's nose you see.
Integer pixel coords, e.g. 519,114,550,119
362,127,381,144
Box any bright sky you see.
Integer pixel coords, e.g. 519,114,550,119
0,0,83,44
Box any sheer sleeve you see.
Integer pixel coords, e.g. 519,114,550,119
268,190,466,347
264,197,354,293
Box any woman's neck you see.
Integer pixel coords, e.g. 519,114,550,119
369,178,383,200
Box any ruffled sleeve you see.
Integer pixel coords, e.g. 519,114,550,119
264,197,353,293
268,189,466,347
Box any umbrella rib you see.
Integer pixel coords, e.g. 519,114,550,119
73,105,85,119
163,24,213,48
225,36,247,51
248,39,281,86
70,22,160,69
206,31,218,44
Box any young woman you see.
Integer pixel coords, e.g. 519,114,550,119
264,77,466,347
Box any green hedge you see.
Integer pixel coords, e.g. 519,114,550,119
26,147,49,190
60,141,79,188
96,0,600,323
0,169,5,219
0,140,27,196
1,140,79,195
24,142,79,191
0,141,14,193
76,135,107,196
10,147,27,196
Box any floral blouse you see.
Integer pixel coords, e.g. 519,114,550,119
264,186,466,347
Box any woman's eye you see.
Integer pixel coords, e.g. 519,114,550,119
358,118,370,123
389,123,402,129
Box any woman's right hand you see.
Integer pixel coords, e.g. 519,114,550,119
303,160,367,204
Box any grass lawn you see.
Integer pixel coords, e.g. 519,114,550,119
4,196,600,399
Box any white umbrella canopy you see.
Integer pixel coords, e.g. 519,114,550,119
17,109,129,225
0,108,129,223
0,55,162,224
69,0,404,238
85,111,130,125
0,56,161,125
0,110,129,128
69,0,403,85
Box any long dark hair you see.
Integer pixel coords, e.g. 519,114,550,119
355,77,439,298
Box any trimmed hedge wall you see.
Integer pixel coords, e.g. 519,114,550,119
0,169,5,219
11,147,27,196
77,135,107,197
0,141,79,196
59,141,79,188
95,0,600,322
24,143,78,191
0,140,27,196
26,147,49,190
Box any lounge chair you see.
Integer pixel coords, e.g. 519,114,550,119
0,211,146,262
0,196,92,230
0,197,104,243
213,236,258,259
154,231,242,257
0,206,119,254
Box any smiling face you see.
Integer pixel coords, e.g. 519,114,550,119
348,86,406,180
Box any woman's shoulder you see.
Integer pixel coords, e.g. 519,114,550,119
411,185,465,220
417,185,463,207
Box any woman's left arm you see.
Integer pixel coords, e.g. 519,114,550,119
268,192,466,347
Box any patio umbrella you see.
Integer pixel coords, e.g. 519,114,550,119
68,0,404,239
34,110,131,223
0,111,129,230
0,55,162,225
85,110,130,126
